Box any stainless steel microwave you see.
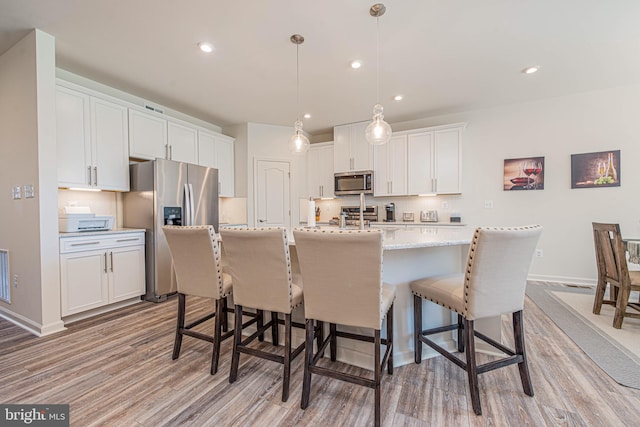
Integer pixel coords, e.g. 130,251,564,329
334,171,373,196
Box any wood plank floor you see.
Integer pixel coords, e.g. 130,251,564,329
1,295,640,426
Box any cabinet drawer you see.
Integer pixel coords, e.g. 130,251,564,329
60,232,145,253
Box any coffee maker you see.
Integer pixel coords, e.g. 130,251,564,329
384,203,395,222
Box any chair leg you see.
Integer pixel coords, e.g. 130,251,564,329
592,278,607,314
257,309,264,342
211,297,224,375
301,319,315,409
386,303,394,375
316,321,324,357
221,297,229,332
229,304,243,383
330,323,337,361
614,286,631,329
413,294,422,364
172,293,186,360
271,312,279,345
457,314,465,353
282,313,292,402
513,311,534,396
374,329,381,427
464,318,482,415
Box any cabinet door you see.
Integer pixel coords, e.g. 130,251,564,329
60,250,109,316
168,121,198,164
408,132,434,195
351,121,373,171
373,143,389,196
434,128,461,194
128,109,167,160
109,245,145,302
308,143,333,198
333,124,351,173
91,98,129,191
56,87,91,188
388,135,407,195
197,130,217,168
215,137,235,197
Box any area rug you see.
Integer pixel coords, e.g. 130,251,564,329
526,281,640,389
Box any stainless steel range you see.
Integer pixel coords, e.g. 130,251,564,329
340,205,378,226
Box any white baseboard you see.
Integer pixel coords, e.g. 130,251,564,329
0,308,66,337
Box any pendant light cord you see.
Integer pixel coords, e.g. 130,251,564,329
376,16,380,105
296,42,301,122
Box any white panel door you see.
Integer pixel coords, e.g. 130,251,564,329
56,86,91,188
255,160,290,227
91,97,129,191
128,109,167,160
168,121,198,164
407,132,434,195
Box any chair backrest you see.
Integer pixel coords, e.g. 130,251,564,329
464,225,542,320
219,227,294,313
162,225,224,299
592,222,630,289
293,228,383,329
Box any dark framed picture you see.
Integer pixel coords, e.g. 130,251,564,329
570,150,620,189
503,156,545,190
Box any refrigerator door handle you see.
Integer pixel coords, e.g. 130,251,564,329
188,183,195,226
183,183,191,226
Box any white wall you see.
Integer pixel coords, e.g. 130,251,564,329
0,30,64,335
387,84,640,284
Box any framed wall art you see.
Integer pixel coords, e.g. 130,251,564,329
570,150,620,189
503,156,545,191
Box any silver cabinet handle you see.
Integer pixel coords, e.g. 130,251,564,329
390,181,393,194
87,166,92,186
434,178,437,192
116,238,139,243
110,252,114,272
165,144,169,159
219,181,222,195
70,241,100,247
169,145,173,160
93,166,98,186
104,252,108,273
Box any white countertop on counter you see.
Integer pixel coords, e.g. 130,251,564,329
59,228,145,238
371,221,466,227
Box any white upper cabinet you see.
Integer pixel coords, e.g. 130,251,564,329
56,86,129,191
374,135,407,196
167,121,198,164
128,109,168,160
407,124,463,195
307,142,334,199
198,130,235,197
333,121,373,173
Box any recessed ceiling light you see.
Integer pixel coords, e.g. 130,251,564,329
522,66,540,75
393,95,403,101
351,60,362,69
304,113,311,119
198,42,214,53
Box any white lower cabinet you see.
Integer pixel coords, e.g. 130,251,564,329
60,232,145,316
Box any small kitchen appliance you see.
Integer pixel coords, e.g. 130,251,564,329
334,171,374,196
403,212,414,222
59,206,114,232
384,203,395,222
341,205,378,226
420,210,438,222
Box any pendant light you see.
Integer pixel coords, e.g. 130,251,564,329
365,3,392,146
288,34,310,154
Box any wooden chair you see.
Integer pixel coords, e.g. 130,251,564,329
411,225,542,415
220,227,309,402
162,225,235,375
592,222,640,328
293,228,395,427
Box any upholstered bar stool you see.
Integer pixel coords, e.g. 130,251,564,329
592,222,640,328
293,228,395,427
220,227,306,402
411,225,542,415
163,225,235,375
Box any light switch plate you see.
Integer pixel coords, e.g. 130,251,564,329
24,184,35,198
12,186,21,199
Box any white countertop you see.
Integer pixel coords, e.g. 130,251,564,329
59,228,145,238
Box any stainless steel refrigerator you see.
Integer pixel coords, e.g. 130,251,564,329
122,158,219,302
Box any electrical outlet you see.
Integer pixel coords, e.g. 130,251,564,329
484,200,493,209
535,249,544,258
442,202,449,209
13,274,18,288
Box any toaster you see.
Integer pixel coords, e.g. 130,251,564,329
420,210,438,222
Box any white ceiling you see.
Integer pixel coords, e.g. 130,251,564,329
2,0,640,136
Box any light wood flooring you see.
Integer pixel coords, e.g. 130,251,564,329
1,295,640,426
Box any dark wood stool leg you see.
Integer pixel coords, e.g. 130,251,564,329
211,297,224,375
257,309,264,342
330,323,337,361
457,314,465,352
316,320,324,357
271,311,279,345
173,293,186,360
374,329,381,427
282,313,292,402
221,297,229,332
464,318,481,415
387,303,394,374
229,304,243,383
413,294,422,364
513,310,534,396
301,319,315,409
